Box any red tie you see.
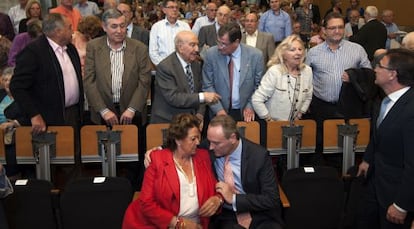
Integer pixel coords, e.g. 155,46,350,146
228,55,234,110
224,156,252,228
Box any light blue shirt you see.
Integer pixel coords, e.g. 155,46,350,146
74,1,101,17
191,15,215,36
229,45,241,109
306,40,371,102
259,9,292,42
214,139,245,211
383,22,400,49
149,18,191,65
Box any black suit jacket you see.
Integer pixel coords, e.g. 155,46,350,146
349,19,387,61
150,52,205,123
10,35,84,125
364,87,414,212
131,25,149,47
210,138,284,226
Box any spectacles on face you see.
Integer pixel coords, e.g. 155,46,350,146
325,25,345,31
165,5,178,9
376,63,395,71
216,39,232,48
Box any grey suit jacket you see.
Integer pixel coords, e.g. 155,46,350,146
131,25,149,47
202,44,264,119
84,36,152,124
241,31,275,67
150,52,205,123
198,24,217,49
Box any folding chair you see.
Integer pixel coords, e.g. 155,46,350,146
146,123,169,150
236,121,260,144
60,176,133,229
282,167,344,229
4,179,58,229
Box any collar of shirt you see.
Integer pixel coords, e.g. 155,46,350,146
164,18,179,27
246,30,258,38
388,86,410,104
176,52,190,70
106,38,126,51
272,9,281,16
47,37,66,53
214,22,220,33
127,23,133,38
323,39,345,52
228,44,242,70
228,138,242,163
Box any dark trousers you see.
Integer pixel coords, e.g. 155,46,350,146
356,177,413,229
209,209,283,229
304,96,343,166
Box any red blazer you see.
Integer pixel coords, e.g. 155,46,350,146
122,148,217,229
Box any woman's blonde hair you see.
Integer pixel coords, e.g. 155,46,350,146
267,34,306,73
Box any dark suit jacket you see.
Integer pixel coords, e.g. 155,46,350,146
210,138,283,226
364,87,414,212
338,68,383,119
198,24,217,49
131,25,149,47
10,35,84,125
241,31,275,67
151,52,205,123
84,36,151,124
311,4,321,25
349,19,387,61
122,148,217,228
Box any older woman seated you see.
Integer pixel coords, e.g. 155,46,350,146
122,113,222,229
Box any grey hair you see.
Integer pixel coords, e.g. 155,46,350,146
42,13,65,35
102,8,124,24
2,67,14,78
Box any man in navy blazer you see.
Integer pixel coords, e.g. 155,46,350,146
357,49,414,228
202,22,264,122
208,115,283,228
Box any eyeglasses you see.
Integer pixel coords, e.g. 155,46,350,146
376,63,395,71
325,25,345,31
216,39,232,48
165,5,178,9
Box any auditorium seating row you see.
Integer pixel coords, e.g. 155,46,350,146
0,118,371,179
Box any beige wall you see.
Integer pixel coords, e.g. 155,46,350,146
314,0,413,27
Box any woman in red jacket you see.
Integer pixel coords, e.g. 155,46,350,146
123,113,222,229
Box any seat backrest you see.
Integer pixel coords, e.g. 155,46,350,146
281,167,344,229
60,176,133,229
146,123,169,150
236,121,260,144
4,179,58,229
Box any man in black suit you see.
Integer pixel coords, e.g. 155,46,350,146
10,13,83,161
349,6,387,61
357,49,414,228
117,2,149,46
209,115,283,229
150,31,220,123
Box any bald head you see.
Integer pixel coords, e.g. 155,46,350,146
175,31,199,63
216,5,231,26
402,32,414,51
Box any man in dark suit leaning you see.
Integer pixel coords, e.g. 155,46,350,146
349,6,387,61
241,13,275,68
10,13,83,161
357,49,414,228
150,30,221,123
208,115,283,229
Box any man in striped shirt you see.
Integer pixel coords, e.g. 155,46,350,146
305,12,371,161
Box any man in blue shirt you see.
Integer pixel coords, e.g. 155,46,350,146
258,0,292,45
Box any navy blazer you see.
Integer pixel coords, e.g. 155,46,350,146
363,87,414,212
